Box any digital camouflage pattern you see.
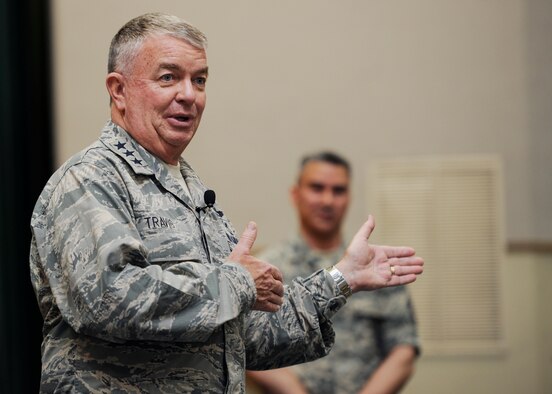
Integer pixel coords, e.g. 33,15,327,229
30,121,347,393
259,235,420,394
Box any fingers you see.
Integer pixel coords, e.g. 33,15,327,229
387,274,419,286
248,261,285,313
352,215,415,259
389,262,424,276
389,256,424,269
272,277,284,297
271,265,283,282
386,256,424,288
226,222,286,312
383,246,416,258
340,214,424,291
253,280,285,312
231,221,258,258
265,289,285,306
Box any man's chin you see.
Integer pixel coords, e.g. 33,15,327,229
311,224,339,238
162,130,195,148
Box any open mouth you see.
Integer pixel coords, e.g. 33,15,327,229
167,115,194,127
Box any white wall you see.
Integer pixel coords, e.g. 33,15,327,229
51,0,552,244
51,1,552,393
406,251,551,394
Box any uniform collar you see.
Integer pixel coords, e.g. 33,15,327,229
100,120,156,176
99,120,206,208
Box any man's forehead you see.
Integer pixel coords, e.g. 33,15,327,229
299,161,350,185
302,161,349,176
139,35,207,63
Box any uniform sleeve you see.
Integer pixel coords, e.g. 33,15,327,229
31,162,256,343
245,268,347,370
380,288,420,356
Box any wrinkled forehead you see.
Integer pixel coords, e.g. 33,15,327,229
129,34,208,71
137,33,207,55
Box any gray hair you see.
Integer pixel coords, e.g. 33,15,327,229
108,12,208,74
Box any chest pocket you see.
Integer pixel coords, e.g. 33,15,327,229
129,175,237,266
134,206,207,265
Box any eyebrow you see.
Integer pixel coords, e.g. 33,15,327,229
159,63,209,75
306,181,348,190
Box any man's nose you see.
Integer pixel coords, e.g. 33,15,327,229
321,190,335,205
175,79,196,104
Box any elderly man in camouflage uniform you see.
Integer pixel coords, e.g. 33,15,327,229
30,13,423,393
248,152,420,394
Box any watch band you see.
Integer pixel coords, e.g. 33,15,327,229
326,266,352,298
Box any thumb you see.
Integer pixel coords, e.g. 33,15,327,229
231,221,258,257
352,215,375,244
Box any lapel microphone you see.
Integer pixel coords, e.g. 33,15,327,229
196,189,217,213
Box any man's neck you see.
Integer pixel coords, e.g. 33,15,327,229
300,228,342,252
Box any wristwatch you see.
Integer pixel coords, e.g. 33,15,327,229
326,266,352,298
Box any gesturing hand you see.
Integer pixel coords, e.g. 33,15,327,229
335,215,424,293
229,222,285,312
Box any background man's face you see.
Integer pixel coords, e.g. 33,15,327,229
292,161,350,239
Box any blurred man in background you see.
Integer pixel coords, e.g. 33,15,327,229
247,151,420,394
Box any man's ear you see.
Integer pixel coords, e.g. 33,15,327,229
106,72,126,111
290,184,299,208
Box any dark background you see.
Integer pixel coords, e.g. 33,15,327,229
0,0,53,391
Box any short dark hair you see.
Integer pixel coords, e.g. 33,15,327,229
299,151,351,177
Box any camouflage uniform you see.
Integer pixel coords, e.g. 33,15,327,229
259,235,420,394
30,121,347,393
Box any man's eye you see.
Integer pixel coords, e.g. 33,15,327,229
194,77,207,86
160,74,174,82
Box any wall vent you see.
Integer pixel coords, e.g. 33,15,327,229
367,155,505,356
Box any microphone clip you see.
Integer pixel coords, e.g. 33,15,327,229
196,189,222,216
